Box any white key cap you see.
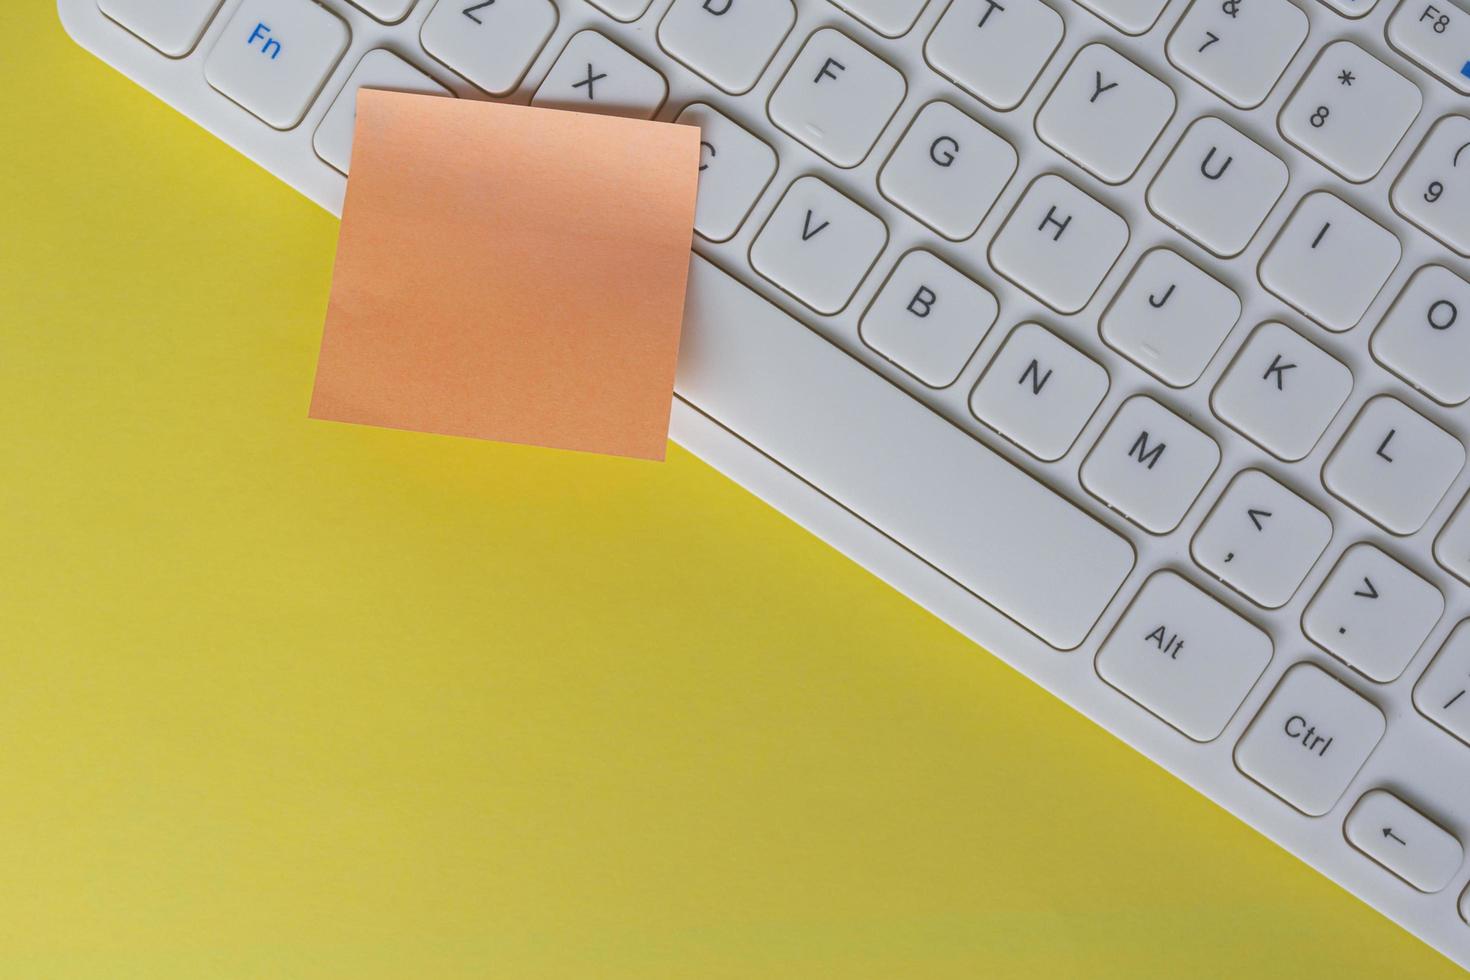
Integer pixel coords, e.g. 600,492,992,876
420,0,556,96
768,29,906,168
587,0,654,20
99,0,223,57
1437,495,1470,585
657,0,796,95
1193,469,1332,608
676,103,778,243
969,322,1110,461
533,31,668,119
204,0,350,130
1280,42,1422,183
859,251,999,387
1166,0,1308,109
1303,543,1443,682
925,0,1065,111
1388,0,1470,94
1323,396,1465,535
1415,620,1470,744
1097,571,1273,741
989,174,1129,314
1211,321,1353,461
1035,44,1176,185
1316,0,1380,16
1073,0,1167,35
835,0,931,36
1235,663,1385,816
1100,248,1241,387
1081,395,1221,534
878,101,1016,241
1258,192,1401,332
1391,114,1470,257
347,0,415,22
1346,790,1463,893
750,176,889,315
313,50,451,175
1372,265,1470,405
677,256,1136,650
1148,116,1289,258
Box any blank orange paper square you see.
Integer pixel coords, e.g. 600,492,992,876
309,90,700,461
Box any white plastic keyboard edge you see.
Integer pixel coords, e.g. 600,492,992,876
58,0,1470,970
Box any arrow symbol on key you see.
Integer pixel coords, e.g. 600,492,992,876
1354,577,1379,599
1383,827,1407,846
1247,508,1272,531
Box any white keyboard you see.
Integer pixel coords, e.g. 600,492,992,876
60,0,1470,966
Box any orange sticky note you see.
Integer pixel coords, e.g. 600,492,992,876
309,91,701,461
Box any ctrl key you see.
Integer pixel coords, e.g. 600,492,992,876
1234,662,1386,816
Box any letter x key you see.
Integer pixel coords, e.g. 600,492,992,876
572,62,607,100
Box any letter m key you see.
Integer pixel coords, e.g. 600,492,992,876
1128,430,1166,469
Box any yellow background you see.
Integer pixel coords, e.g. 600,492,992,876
1,6,1462,977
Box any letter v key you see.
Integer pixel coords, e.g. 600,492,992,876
801,209,829,241
799,210,834,240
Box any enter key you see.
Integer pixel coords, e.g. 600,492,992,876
1345,789,1463,893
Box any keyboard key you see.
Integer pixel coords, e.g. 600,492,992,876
989,174,1129,314
1323,395,1465,535
1371,265,1470,405
925,0,1065,111
657,0,796,95
1097,571,1273,741
768,29,906,168
1166,0,1308,109
1147,116,1289,258
675,103,778,243
313,50,451,174
878,101,1016,241
859,251,998,387
1437,495,1470,585
1279,41,1422,183
1303,543,1443,682
586,0,654,21
1236,663,1385,816
750,176,888,315
204,0,350,130
1081,395,1221,534
1415,619,1470,744
1211,321,1352,461
1391,114,1470,257
1100,248,1240,387
420,0,556,96
969,322,1110,460
532,31,668,119
1388,0,1470,94
1316,0,1380,16
834,0,931,36
1258,192,1401,332
1193,469,1332,608
1072,0,1166,35
98,0,223,57
1035,44,1176,185
677,257,1135,650
1346,790,1463,892
347,0,415,22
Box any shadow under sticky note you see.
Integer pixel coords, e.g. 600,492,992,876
309,90,701,461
